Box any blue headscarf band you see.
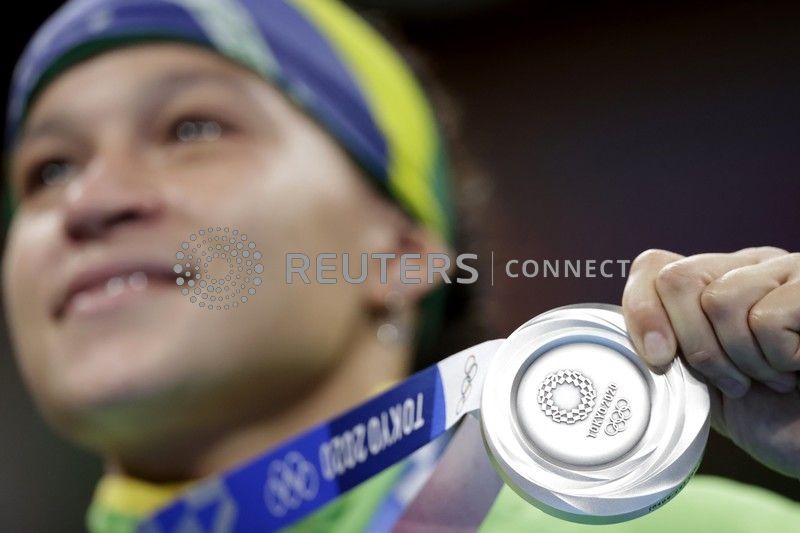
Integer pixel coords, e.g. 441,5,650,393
6,0,454,243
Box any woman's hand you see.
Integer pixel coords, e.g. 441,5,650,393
622,247,800,479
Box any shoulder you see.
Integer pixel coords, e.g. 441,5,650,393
480,475,800,533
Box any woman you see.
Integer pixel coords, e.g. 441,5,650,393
3,0,799,531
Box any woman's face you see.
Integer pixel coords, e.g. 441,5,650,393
3,43,406,450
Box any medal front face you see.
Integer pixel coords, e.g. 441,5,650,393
481,304,711,524
516,340,651,467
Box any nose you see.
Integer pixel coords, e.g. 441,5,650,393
63,147,165,242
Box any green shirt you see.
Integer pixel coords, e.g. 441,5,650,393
89,468,800,532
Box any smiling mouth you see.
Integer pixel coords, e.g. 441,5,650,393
56,268,179,321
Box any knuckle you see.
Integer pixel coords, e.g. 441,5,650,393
655,262,705,294
700,283,736,319
747,305,780,335
740,246,788,258
623,298,661,323
631,249,670,272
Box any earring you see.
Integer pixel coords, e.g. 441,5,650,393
376,289,410,346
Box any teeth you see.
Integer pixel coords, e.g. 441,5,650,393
128,271,149,291
104,272,149,294
67,271,158,314
106,276,125,296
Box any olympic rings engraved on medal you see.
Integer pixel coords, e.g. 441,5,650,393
604,399,632,436
455,354,479,415
264,451,319,517
537,369,597,424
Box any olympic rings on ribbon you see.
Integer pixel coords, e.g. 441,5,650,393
455,354,479,415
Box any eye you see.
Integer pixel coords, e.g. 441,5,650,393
25,158,76,194
171,118,224,143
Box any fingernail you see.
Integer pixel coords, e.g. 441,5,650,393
718,378,748,398
765,378,796,394
643,331,672,365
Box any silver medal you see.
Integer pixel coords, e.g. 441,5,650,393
480,304,710,524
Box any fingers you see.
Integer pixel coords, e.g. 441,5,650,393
624,247,788,398
747,255,800,373
657,248,788,397
623,249,683,366
701,253,799,391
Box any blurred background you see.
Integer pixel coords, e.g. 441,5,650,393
2,0,799,530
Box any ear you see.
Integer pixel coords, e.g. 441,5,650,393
364,220,455,314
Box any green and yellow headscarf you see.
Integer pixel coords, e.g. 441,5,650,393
6,0,455,244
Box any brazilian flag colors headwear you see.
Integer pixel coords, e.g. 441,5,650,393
6,0,455,244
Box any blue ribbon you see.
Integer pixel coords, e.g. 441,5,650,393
140,367,446,532
139,339,502,532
